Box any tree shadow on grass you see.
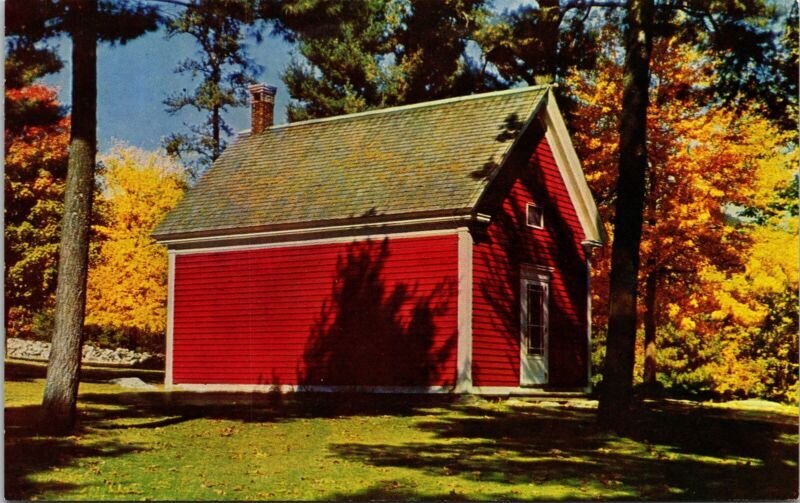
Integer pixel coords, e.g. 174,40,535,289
5,405,144,500
4,361,167,498
323,482,472,501
330,400,798,500
5,387,465,499
6,361,797,501
76,389,463,426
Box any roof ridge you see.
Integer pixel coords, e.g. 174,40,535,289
251,85,551,134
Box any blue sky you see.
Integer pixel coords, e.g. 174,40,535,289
43,26,295,153
41,0,528,154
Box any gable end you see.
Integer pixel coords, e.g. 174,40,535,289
540,89,606,244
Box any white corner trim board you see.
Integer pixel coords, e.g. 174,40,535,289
456,228,474,393
165,252,176,388
585,252,593,392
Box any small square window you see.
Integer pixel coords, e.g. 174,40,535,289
526,203,543,229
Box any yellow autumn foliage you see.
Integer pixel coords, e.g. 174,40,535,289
702,224,798,326
85,146,186,343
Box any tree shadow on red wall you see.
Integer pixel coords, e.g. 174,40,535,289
301,238,457,387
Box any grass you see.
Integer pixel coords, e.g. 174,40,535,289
5,359,798,500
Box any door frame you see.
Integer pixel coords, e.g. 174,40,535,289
520,264,552,386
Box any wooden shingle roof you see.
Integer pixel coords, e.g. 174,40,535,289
153,86,552,241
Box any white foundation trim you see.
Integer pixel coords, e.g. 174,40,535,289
174,384,455,394
170,228,461,256
542,89,606,244
456,228,474,393
157,214,473,247
470,386,590,396
165,251,176,388
171,383,589,396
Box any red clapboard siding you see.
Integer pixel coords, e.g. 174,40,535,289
172,234,459,386
472,136,588,387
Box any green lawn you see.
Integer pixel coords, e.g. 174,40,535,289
5,359,798,500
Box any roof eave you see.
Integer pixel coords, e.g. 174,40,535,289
152,207,476,246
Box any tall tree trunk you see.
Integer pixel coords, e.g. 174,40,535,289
212,105,220,160
642,165,659,390
41,0,97,435
642,270,658,387
534,0,561,85
597,0,654,427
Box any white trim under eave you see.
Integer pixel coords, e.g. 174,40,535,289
456,228,474,393
542,89,607,244
156,214,475,247
169,228,462,256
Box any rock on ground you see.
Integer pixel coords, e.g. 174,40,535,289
109,377,157,389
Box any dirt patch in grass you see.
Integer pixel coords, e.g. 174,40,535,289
5,360,798,500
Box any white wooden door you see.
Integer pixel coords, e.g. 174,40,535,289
520,276,549,386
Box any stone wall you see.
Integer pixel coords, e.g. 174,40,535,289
6,338,164,369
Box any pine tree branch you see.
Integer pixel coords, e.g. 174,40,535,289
561,0,629,13
144,0,194,8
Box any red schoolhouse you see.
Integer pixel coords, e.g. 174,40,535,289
153,84,605,394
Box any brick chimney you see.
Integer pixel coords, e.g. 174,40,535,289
249,83,277,135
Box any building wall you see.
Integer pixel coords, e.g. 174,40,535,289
171,234,459,386
472,135,589,387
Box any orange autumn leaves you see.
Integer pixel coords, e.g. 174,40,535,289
5,84,186,347
567,29,797,398
5,85,70,333
569,30,793,329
